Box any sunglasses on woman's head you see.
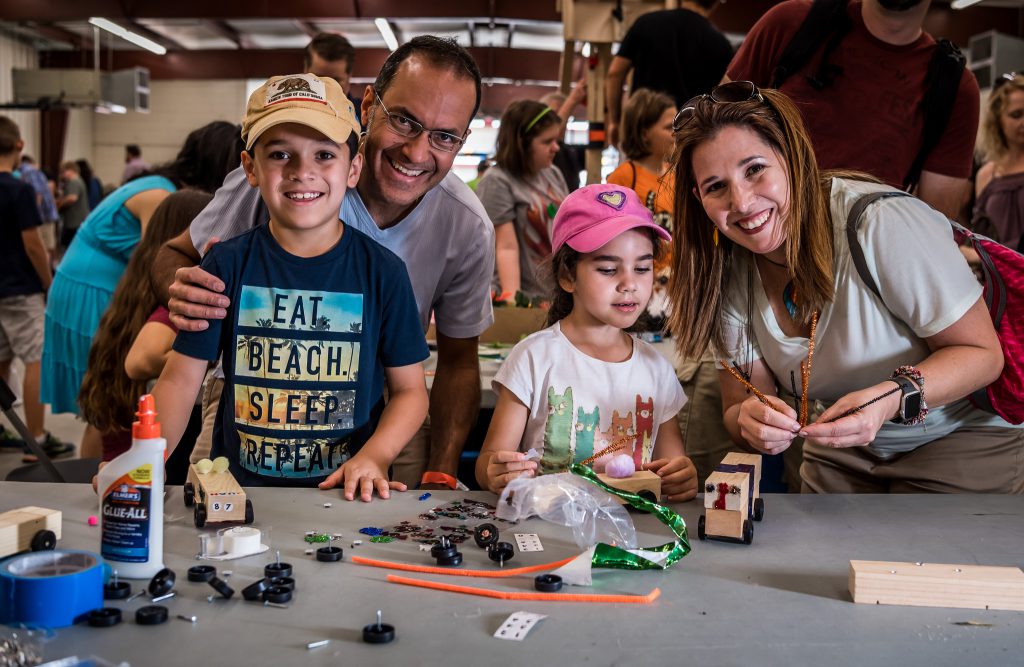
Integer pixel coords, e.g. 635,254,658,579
672,81,764,132
994,72,1020,93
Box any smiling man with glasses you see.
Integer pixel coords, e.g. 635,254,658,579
154,36,495,495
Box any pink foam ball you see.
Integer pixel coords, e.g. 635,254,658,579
605,454,636,479
88,515,98,526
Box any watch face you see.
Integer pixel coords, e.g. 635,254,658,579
902,391,922,420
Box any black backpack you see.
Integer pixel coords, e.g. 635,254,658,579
770,0,966,192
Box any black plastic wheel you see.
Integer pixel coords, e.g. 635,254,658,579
187,565,216,583
30,529,56,552
363,622,395,644
135,605,169,626
103,581,131,600
183,482,195,507
697,515,707,541
262,585,292,604
242,578,271,601
87,608,122,627
244,498,255,524
637,490,657,504
265,561,293,578
207,576,234,599
431,537,457,560
742,519,754,545
753,497,765,522
148,568,176,596
194,503,207,528
473,523,499,549
270,576,295,592
534,574,563,592
435,552,463,567
488,541,515,565
316,546,344,562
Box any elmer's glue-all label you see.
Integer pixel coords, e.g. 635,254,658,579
99,394,166,579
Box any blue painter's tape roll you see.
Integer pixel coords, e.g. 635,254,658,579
0,550,103,628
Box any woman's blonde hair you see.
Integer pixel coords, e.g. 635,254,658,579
666,88,835,359
980,74,1024,162
620,88,676,161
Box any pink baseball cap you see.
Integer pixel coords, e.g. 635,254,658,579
551,183,672,254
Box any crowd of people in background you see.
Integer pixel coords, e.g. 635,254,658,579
2,0,1022,496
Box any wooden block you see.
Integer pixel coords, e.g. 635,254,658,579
191,465,246,522
721,452,762,492
705,508,743,540
0,507,62,556
703,471,750,515
849,560,1024,611
596,470,661,504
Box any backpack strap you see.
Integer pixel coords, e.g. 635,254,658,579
845,191,914,300
771,0,850,89
903,39,967,191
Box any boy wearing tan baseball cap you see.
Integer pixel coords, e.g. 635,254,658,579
152,73,429,500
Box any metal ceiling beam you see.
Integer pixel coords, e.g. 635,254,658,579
205,20,256,49
0,0,556,22
19,21,94,50
294,20,321,39
125,19,185,51
38,45,567,84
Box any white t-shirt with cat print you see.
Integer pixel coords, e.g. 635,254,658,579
493,322,686,475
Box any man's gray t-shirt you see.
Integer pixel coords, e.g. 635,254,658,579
61,177,90,230
190,166,495,339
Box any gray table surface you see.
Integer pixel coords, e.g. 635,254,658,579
3,483,1023,667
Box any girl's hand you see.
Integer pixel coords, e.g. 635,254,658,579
318,452,407,502
737,395,801,455
645,456,697,502
485,450,538,495
801,382,900,448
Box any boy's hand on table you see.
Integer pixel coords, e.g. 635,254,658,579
91,461,108,494
645,456,698,502
319,453,407,502
485,450,537,495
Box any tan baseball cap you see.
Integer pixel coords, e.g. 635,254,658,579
241,73,360,150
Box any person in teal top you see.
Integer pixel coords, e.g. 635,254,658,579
41,121,244,438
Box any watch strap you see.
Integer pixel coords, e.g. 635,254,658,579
420,471,458,490
889,375,920,424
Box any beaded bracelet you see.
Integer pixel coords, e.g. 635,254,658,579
891,365,929,425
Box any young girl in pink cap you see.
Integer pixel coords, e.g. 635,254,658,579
476,183,698,501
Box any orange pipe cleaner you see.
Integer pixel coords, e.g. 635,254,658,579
386,574,661,604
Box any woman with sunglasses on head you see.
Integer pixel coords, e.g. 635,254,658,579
667,82,1024,494
975,73,1024,251
477,100,568,303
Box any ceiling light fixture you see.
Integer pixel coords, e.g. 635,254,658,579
950,0,983,9
375,18,399,52
88,17,166,55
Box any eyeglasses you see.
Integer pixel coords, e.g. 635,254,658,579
672,81,764,132
372,91,468,153
993,72,1020,92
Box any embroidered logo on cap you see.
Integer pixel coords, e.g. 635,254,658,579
596,190,626,210
265,74,328,108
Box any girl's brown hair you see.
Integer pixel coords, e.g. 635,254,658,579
78,190,213,433
666,88,835,359
545,228,665,328
619,88,676,161
494,100,561,179
980,74,1024,162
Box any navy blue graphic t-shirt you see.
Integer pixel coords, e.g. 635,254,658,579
174,224,428,487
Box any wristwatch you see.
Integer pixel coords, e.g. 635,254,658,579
889,375,923,425
420,471,458,490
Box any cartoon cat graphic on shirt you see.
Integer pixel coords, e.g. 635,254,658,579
541,386,573,474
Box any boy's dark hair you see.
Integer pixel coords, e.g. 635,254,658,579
374,36,482,122
0,116,22,156
304,32,356,70
545,227,665,327
695,0,721,9
125,144,142,158
495,100,561,179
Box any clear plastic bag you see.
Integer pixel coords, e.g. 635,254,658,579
495,472,637,550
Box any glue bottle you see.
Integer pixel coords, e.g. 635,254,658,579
98,394,166,579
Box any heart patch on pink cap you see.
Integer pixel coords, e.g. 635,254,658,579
596,190,627,210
